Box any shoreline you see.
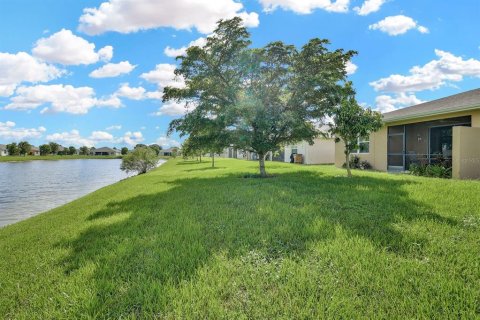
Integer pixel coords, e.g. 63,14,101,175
0,155,123,162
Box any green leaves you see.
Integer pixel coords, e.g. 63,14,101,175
165,18,357,176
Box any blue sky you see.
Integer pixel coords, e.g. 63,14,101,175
1,0,479,148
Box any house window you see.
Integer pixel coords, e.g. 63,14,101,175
356,135,370,154
291,147,298,154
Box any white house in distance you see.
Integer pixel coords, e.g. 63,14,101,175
284,136,335,164
0,144,8,156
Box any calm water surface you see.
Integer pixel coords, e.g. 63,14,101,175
0,159,164,227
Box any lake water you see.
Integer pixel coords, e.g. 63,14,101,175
0,159,164,228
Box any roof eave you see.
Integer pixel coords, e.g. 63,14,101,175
383,103,480,124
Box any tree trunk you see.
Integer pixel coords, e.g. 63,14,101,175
212,153,215,168
345,152,352,178
199,154,202,162
258,153,267,177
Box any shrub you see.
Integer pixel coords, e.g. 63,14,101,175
409,163,451,179
342,155,372,170
120,147,159,175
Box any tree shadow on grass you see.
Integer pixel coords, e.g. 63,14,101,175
57,171,456,317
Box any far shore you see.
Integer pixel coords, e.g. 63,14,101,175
0,155,123,162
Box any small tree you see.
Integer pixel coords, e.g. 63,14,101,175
6,143,19,156
49,142,59,155
18,141,31,156
120,147,159,175
68,146,77,155
121,147,129,155
79,146,89,155
39,144,51,156
329,94,382,177
149,144,162,156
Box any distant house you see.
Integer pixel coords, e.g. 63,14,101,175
159,147,178,156
0,144,8,156
30,146,40,156
284,137,335,165
91,147,121,156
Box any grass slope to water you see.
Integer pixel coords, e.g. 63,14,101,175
0,159,479,318
0,155,122,162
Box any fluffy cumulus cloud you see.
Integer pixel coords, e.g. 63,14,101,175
353,0,386,15
89,61,136,78
164,37,207,58
370,49,480,93
345,61,358,75
259,0,350,14
0,52,63,97
32,29,113,65
140,64,185,89
122,131,144,146
78,0,259,35
369,15,429,36
374,93,425,113
115,83,146,100
152,101,191,117
111,83,162,101
155,135,181,148
5,84,121,114
0,121,46,141
46,129,116,147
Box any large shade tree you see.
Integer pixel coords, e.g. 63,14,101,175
165,18,356,177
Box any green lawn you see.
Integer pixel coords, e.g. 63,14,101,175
0,155,122,162
0,159,479,318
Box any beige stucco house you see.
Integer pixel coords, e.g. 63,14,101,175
284,137,335,164
335,88,480,179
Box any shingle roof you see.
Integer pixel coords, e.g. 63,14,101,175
382,88,480,122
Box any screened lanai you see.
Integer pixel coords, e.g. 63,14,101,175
387,115,471,171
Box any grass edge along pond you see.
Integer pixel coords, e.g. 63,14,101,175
0,158,479,318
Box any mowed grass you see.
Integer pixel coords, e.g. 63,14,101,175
0,155,122,162
0,158,479,319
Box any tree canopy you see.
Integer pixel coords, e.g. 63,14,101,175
329,92,383,177
120,147,159,175
165,18,356,176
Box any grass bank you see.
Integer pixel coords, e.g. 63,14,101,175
0,158,479,318
0,155,123,162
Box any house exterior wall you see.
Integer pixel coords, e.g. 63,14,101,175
452,126,480,179
334,109,480,176
285,138,335,164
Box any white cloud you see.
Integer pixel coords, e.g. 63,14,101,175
5,84,121,114
0,52,63,97
0,121,46,141
78,0,259,35
89,61,136,78
369,15,428,36
32,29,113,65
122,131,144,146
152,101,190,116
353,0,386,15
374,93,425,113
140,64,185,88
370,49,480,93
156,135,181,148
259,0,350,14
46,129,114,147
164,37,207,58
141,64,185,89
106,125,122,131
98,46,113,62
115,83,146,100
346,61,358,75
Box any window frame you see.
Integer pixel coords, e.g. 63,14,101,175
353,135,370,154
